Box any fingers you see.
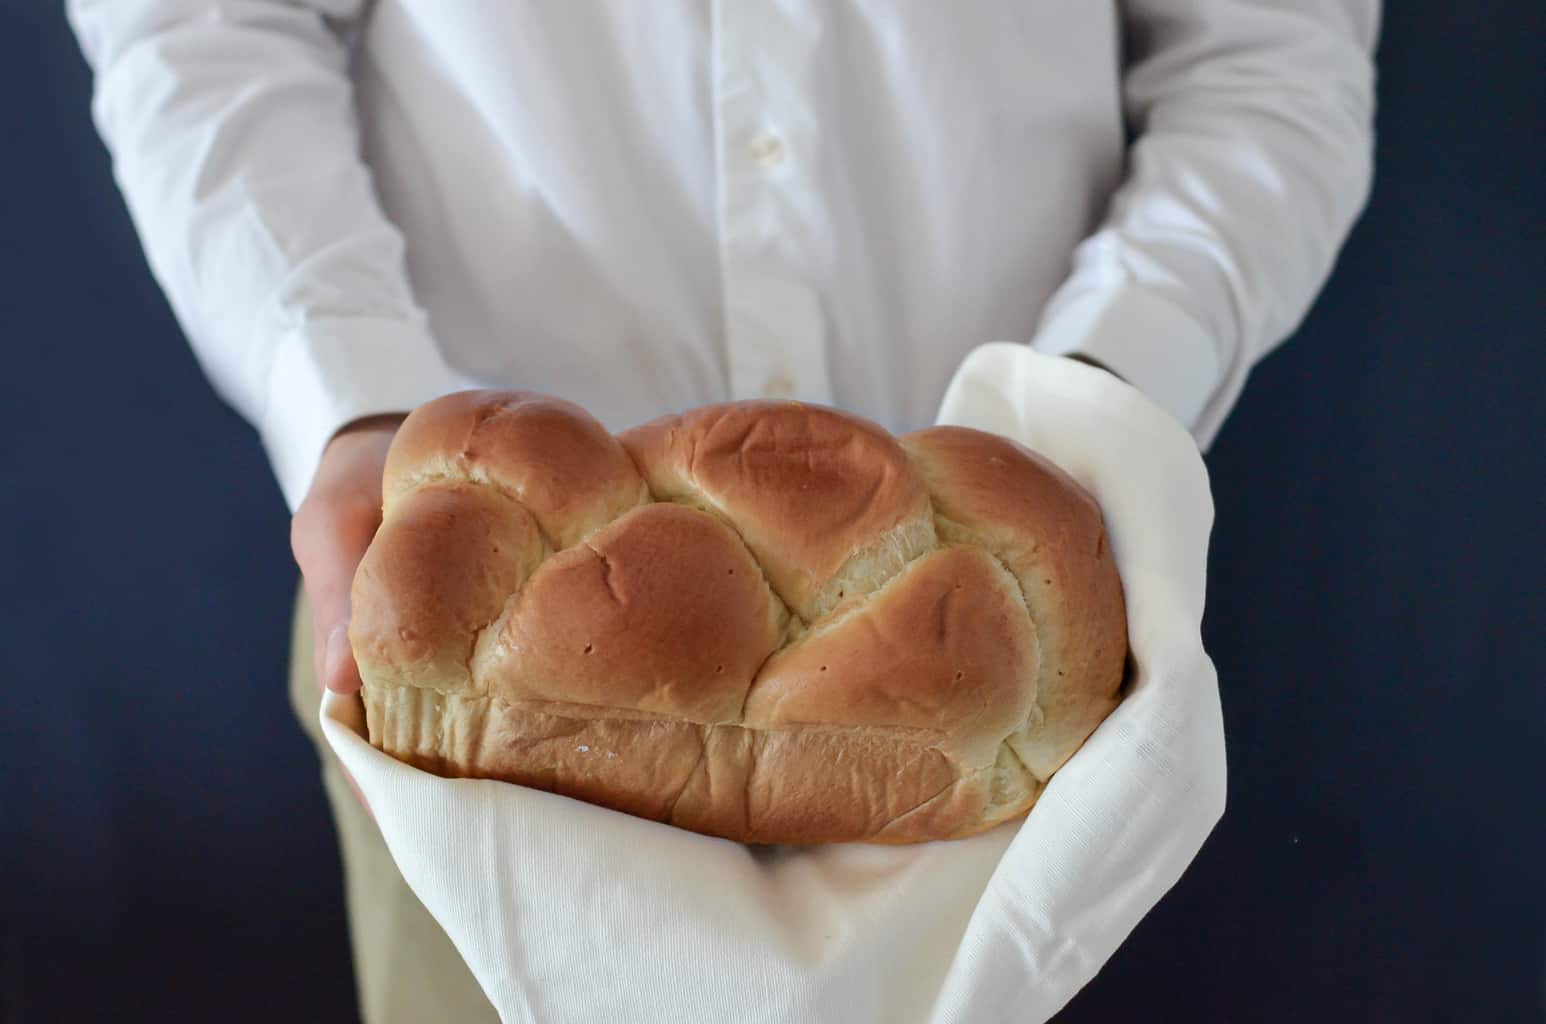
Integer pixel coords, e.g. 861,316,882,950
323,622,362,695
291,417,404,695
294,494,382,694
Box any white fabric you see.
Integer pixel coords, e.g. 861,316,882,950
319,351,1227,1023
69,0,1378,509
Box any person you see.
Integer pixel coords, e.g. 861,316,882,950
68,2,1379,1020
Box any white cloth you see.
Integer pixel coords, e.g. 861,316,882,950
69,0,1378,510
319,351,1226,1023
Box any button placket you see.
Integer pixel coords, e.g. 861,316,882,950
712,0,831,406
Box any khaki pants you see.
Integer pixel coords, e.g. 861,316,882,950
288,589,500,1024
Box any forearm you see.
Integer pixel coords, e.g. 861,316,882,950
1033,0,1380,443
68,0,463,508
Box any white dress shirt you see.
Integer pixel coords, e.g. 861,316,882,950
69,1,1377,510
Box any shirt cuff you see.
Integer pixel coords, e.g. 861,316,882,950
1029,287,1220,433
260,317,469,511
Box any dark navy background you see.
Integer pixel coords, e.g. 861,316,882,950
4,4,1542,1021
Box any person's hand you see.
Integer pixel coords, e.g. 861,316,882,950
290,414,405,696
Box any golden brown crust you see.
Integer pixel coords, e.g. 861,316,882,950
744,546,1038,763
384,390,648,547
475,503,784,723
900,427,1128,779
353,394,1129,844
618,402,935,621
350,482,545,694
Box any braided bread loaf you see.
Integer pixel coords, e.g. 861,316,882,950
350,392,1128,844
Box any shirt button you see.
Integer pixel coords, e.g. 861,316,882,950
764,373,796,398
748,132,787,169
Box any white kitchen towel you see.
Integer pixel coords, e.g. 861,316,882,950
320,344,1227,1023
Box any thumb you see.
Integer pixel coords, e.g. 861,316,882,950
292,415,403,696
309,518,374,695
295,498,382,695
323,619,364,695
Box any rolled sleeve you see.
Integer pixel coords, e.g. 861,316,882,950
1028,0,1378,446
262,318,467,509
67,0,457,510
1031,286,1220,435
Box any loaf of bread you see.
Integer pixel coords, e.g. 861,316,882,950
349,392,1128,844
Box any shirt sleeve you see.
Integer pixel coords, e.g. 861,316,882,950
1029,0,1380,446
67,0,467,510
